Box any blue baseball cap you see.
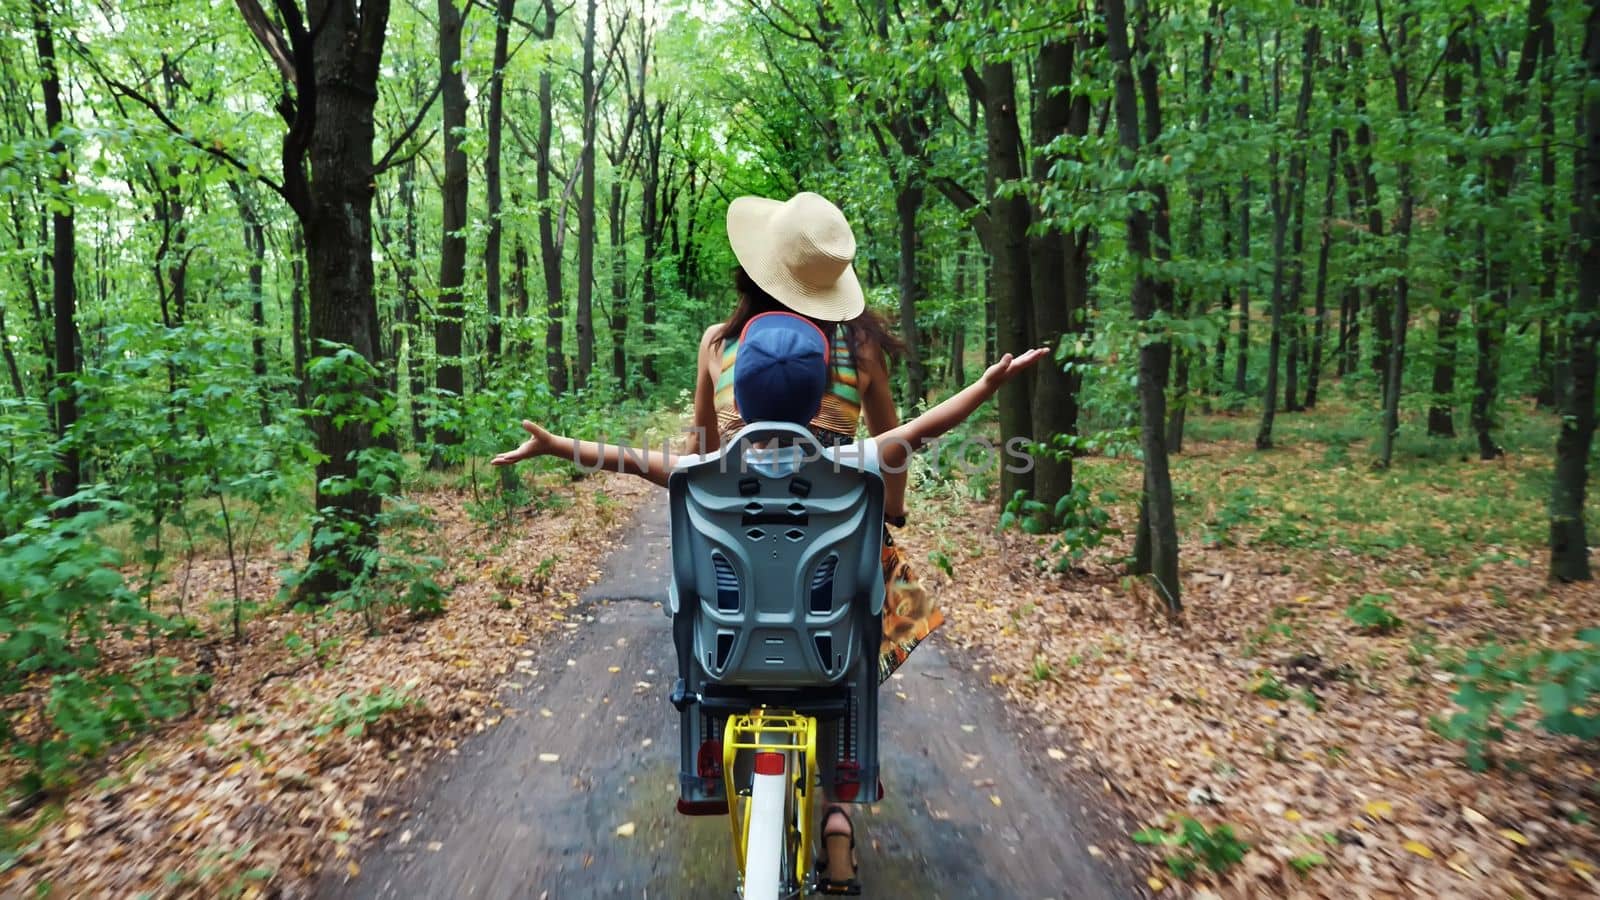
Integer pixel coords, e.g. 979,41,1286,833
733,312,830,425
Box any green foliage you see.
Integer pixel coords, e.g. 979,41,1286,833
1288,852,1327,876
1131,816,1250,881
283,345,448,624
1249,670,1291,701
1001,485,1121,571
1431,631,1600,771
1,502,207,790
1030,655,1053,682
1203,486,1259,548
1344,594,1405,635
312,686,421,740
1243,606,1297,658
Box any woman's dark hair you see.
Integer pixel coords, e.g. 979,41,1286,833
718,266,906,363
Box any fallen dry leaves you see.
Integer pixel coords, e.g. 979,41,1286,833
0,472,650,899
919,444,1600,899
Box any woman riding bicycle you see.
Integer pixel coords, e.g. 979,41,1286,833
692,192,936,889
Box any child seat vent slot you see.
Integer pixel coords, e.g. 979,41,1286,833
809,554,838,614
712,552,739,611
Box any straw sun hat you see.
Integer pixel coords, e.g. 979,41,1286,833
726,191,866,322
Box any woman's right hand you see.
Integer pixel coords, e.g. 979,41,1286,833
490,420,556,466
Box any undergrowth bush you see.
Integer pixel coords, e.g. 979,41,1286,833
1432,631,1600,770
1132,815,1251,880
1,500,209,793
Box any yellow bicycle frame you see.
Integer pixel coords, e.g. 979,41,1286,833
722,709,818,892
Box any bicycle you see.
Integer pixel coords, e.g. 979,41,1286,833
666,423,883,900
721,709,819,900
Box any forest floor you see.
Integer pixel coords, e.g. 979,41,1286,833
930,399,1600,897
0,470,657,898
2,399,1597,899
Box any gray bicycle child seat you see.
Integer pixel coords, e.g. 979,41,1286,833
667,421,884,812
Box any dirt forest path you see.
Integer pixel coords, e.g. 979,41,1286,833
323,496,1137,899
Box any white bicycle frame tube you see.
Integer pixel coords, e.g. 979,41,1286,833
743,750,788,900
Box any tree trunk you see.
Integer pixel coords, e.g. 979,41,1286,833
1169,4,1216,452
1108,0,1179,613
982,58,1035,504
1285,19,1318,414
1378,4,1415,470
895,183,927,406
33,0,78,507
608,178,628,384
538,43,567,393
1430,26,1471,438
1338,135,1365,378
1028,37,1080,512
574,0,598,390
1551,0,1600,582
1536,17,1559,409
239,191,270,426
1215,188,1232,390
1474,0,1548,459
1258,49,1287,449
483,0,516,362
283,0,394,601
1233,88,1251,397
1347,25,1389,379
641,102,662,386
431,0,467,462
1308,125,1338,408
1427,309,1460,437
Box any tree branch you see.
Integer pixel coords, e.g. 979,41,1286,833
374,81,443,174
234,0,296,84
98,73,287,199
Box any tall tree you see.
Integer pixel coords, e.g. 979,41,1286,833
33,0,79,507
1551,0,1600,582
1027,35,1081,511
639,94,666,386
1471,0,1549,459
1232,67,1252,399
1428,21,1471,439
1345,8,1389,379
976,53,1035,503
1108,0,1181,613
1375,0,1416,470
575,0,599,389
535,0,568,394
432,0,467,460
1168,1,1218,452
232,0,394,599
483,0,516,362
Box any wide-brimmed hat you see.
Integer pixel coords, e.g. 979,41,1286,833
726,192,865,322
733,312,831,425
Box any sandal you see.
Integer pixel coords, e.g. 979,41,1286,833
814,805,861,895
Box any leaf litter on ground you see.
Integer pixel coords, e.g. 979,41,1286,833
0,473,651,899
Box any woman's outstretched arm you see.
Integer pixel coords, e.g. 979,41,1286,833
872,349,1050,473
491,420,678,488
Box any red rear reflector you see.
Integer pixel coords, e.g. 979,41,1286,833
697,741,724,779
754,751,785,776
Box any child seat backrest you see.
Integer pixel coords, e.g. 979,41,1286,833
668,422,884,687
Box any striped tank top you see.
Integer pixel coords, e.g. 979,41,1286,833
714,326,862,446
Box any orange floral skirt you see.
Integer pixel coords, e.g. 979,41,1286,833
877,532,942,683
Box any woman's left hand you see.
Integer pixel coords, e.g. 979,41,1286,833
490,420,557,466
